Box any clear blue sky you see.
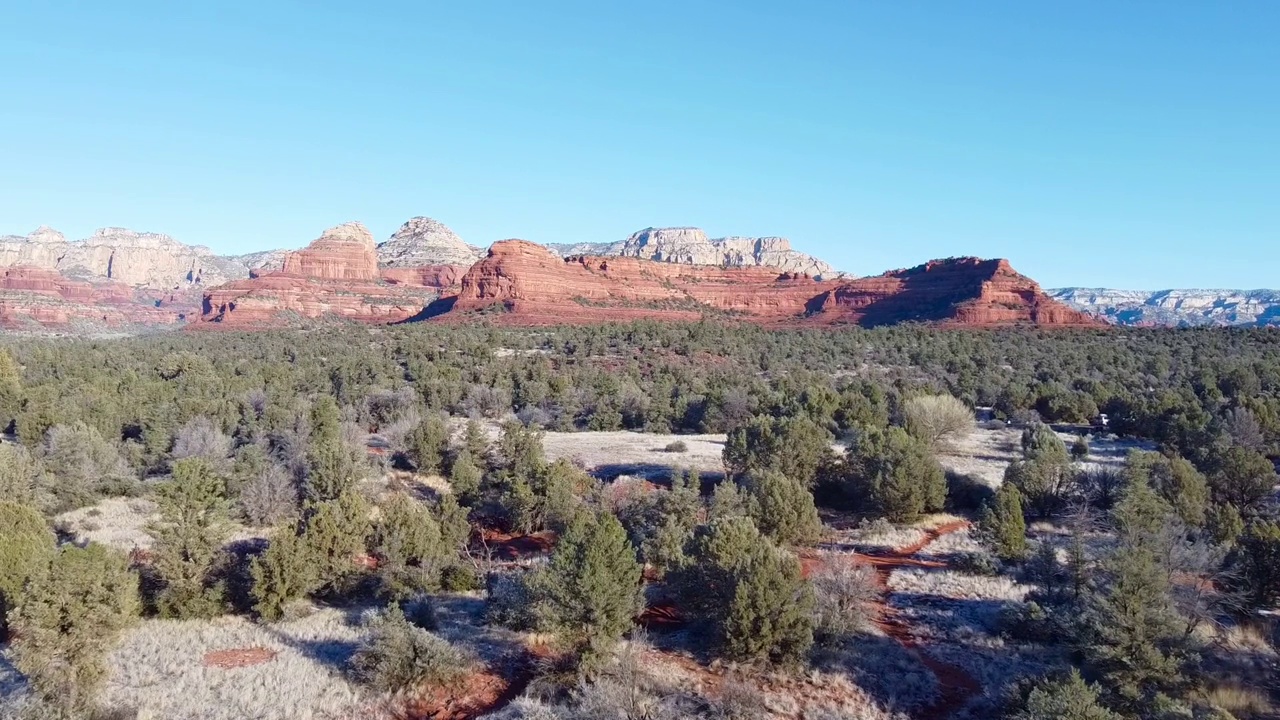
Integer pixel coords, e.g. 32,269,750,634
2,1,1276,289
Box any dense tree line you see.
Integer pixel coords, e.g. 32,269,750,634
0,321,1277,719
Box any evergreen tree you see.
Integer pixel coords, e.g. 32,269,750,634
148,457,230,619
250,527,317,621
1209,446,1277,515
11,543,139,715
1084,480,1187,710
301,489,370,590
845,426,946,522
1227,519,1280,611
406,414,450,474
462,419,490,468
537,510,643,667
371,493,445,598
0,501,55,637
448,449,483,505
721,543,814,665
1125,451,1208,527
1070,436,1091,462
723,415,834,487
741,470,822,546
0,444,45,509
980,481,1027,561
0,347,23,432
1008,669,1122,720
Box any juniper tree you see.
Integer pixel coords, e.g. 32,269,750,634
537,510,643,668
371,493,445,598
0,444,45,508
448,449,483,505
250,527,318,621
1125,451,1208,527
845,426,947,523
0,501,55,637
723,414,834,488
741,469,822,546
1084,479,1189,711
1227,519,1280,611
1209,446,1277,515
721,542,814,664
148,457,231,619
11,543,140,715
406,414,450,474
980,481,1027,561
1009,669,1122,720
301,489,370,592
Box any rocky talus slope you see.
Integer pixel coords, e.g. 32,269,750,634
548,226,838,278
1049,288,1280,327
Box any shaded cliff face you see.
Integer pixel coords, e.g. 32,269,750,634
448,243,1093,328
809,258,1100,327
200,223,463,326
0,266,185,329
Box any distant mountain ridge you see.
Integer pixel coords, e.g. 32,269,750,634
1049,288,1280,327
547,226,838,278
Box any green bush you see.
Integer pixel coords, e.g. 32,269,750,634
148,457,231,619
250,528,318,622
10,543,140,715
740,470,822,546
537,510,643,666
979,481,1027,561
1004,669,1121,720
0,502,55,636
348,606,472,693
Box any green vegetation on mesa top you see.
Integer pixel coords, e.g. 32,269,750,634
0,322,1277,720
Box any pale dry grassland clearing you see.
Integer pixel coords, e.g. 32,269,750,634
819,517,928,555
936,425,1154,488
56,496,266,552
540,430,728,480
56,496,159,550
100,607,374,720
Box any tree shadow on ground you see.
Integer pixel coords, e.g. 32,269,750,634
593,462,724,484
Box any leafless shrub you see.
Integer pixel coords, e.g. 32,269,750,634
712,675,770,720
41,423,135,511
812,556,880,640
459,385,512,419
0,443,48,509
172,417,232,468
364,387,419,431
904,395,974,450
239,464,299,527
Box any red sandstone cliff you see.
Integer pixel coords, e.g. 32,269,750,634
200,223,462,326
447,242,1099,328
809,258,1100,327
449,240,836,325
0,266,184,328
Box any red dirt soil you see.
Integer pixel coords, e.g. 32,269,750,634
866,521,982,720
201,647,278,669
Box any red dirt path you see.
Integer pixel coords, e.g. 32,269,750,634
863,521,982,720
